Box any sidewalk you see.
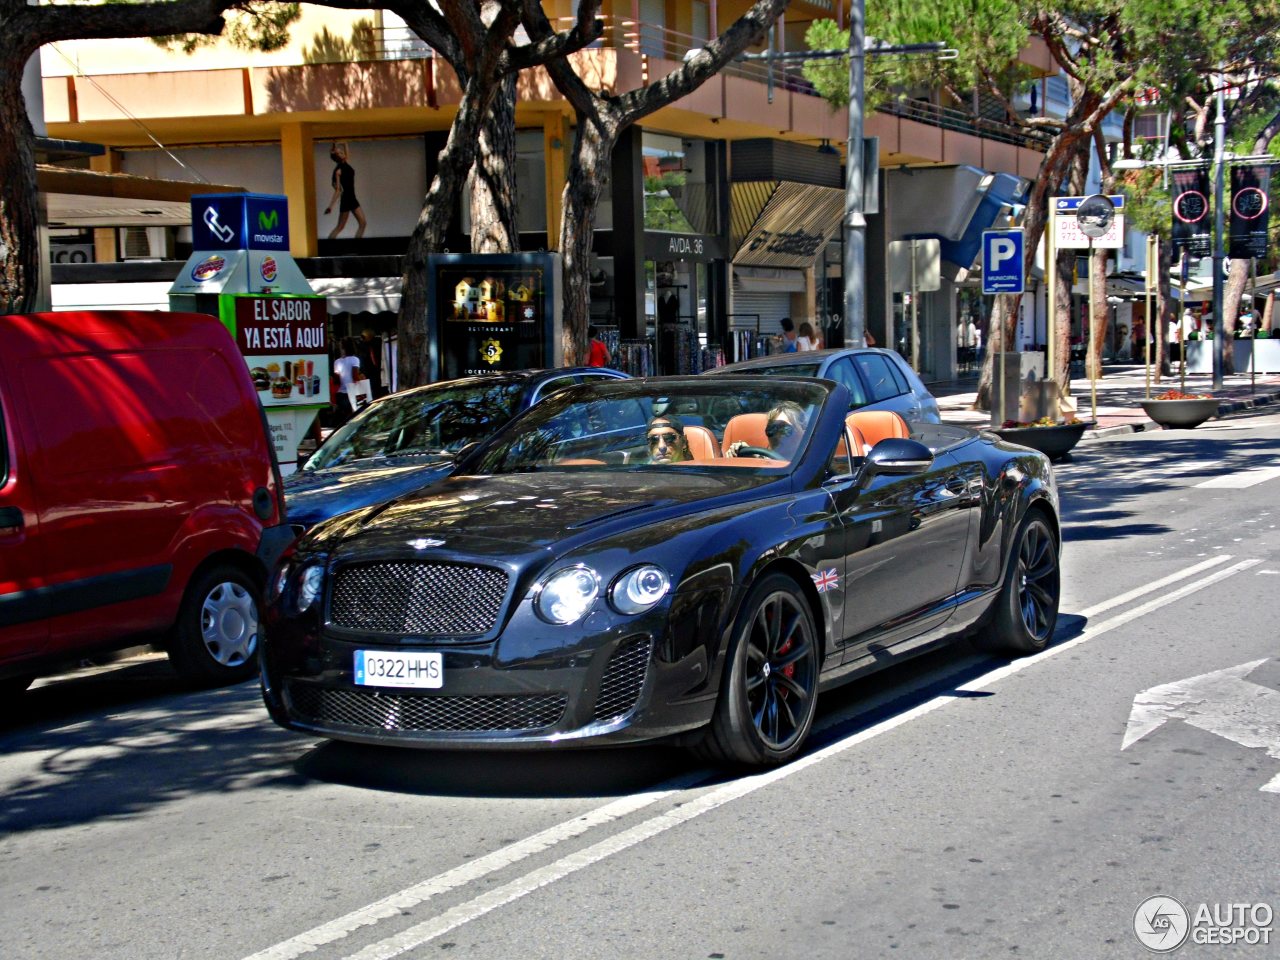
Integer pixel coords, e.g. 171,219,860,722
929,365,1280,437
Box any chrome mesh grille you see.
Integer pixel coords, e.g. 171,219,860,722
329,561,508,636
593,636,652,723
286,682,567,733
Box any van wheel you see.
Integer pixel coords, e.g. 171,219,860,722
169,565,261,685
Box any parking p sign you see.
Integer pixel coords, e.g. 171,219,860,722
982,229,1024,294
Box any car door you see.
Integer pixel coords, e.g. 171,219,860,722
831,447,975,661
0,389,50,661
852,352,916,419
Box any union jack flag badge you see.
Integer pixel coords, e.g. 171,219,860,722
812,568,839,593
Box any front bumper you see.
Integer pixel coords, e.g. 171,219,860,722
260,597,724,749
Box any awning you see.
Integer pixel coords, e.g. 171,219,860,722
52,280,171,311
309,276,402,314
731,181,845,269
732,265,807,293
39,165,244,228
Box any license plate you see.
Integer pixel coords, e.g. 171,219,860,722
354,650,443,689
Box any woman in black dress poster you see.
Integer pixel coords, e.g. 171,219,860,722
325,142,367,239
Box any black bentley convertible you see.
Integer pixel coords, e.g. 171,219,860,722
261,376,1060,767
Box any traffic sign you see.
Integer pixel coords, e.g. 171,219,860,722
1053,194,1125,249
982,229,1024,294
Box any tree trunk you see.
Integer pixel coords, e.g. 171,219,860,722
0,65,40,315
398,77,495,387
1054,244,1075,392
1223,256,1249,342
558,115,614,366
1085,246,1108,379
1264,290,1276,334
470,74,519,254
1155,234,1171,381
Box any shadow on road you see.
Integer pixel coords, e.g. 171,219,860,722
295,739,701,799
0,659,313,836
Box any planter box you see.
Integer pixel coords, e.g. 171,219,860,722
1140,397,1220,429
992,421,1092,462
1183,339,1280,373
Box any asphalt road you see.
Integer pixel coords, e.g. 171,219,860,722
3,409,1280,960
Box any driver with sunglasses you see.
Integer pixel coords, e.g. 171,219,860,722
645,415,691,464
729,401,807,460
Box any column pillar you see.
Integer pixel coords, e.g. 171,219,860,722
611,126,646,340
543,111,570,249
90,149,121,263
281,123,318,258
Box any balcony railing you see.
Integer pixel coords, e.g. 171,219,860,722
350,17,1046,151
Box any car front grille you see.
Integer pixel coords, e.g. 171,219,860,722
593,635,652,723
329,561,508,637
286,682,567,733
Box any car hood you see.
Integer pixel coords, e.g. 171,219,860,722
306,469,778,557
285,457,455,529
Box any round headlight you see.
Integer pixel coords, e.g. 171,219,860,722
297,564,325,612
535,566,600,624
610,565,671,615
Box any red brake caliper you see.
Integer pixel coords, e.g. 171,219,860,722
775,636,795,697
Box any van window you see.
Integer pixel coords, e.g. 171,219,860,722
23,351,204,475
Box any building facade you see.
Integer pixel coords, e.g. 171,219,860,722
40,1,1053,381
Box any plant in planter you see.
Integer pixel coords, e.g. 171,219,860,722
1140,389,1220,429
992,416,1092,461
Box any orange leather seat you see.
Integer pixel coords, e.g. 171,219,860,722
721,413,769,455
839,415,869,459
683,424,721,459
847,410,909,449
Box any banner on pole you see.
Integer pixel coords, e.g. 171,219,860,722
1229,163,1271,260
1170,168,1212,257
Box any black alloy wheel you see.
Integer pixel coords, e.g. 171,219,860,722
694,573,820,767
977,512,1060,655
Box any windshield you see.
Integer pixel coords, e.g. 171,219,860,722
727,363,820,378
305,379,525,470
471,379,829,476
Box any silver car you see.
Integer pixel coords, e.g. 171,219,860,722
706,348,942,422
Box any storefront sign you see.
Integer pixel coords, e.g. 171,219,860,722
229,296,330,408
1229,164,1271,260
643,232,724,261
733,182,844,268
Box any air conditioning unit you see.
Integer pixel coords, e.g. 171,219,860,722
121,226,173,260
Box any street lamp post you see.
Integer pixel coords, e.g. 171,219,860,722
1211,70,1226,390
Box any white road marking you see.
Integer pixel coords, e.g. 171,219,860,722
1122,659,1280,793
1195,466,1280,489
241,776,705,960
1071,554,1231,620
298,556,1262,960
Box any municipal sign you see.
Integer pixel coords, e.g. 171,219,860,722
982,229,1024,294
191,193,290,252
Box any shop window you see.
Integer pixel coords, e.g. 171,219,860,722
641,133,718,236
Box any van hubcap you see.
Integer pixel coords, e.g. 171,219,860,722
201,582,258,667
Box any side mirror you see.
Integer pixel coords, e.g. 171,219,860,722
861,438,933,479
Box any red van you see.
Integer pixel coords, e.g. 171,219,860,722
0,310,293,693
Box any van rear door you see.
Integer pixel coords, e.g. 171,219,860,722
0,386,50,661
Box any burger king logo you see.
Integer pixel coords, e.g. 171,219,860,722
260,256,278,283
191,254,227,282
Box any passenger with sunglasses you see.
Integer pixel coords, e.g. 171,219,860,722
645,416,691,464
729,401,808,460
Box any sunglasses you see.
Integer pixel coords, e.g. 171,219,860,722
647,431,680,447
765,420,796,440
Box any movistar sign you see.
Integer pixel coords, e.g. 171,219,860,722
190,193,290,251
247,196,289,250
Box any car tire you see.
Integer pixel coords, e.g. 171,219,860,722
975,512,1060,655
693,573,820,768
168,564,261,686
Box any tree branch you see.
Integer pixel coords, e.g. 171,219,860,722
26,0,230,50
